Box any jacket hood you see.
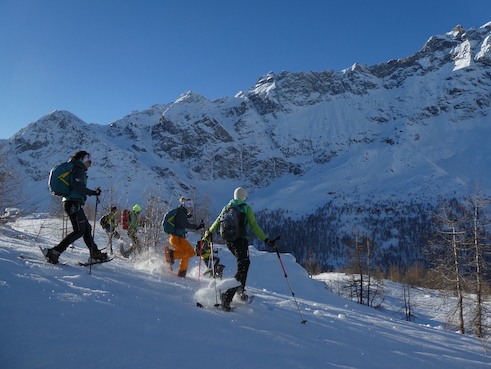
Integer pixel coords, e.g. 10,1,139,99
70,159,87,171
228,199,247,206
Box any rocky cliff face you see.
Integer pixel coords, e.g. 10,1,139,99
4,22,491,214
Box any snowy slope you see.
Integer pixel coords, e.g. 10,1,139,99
1,215,489,369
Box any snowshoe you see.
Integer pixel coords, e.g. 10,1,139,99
238,292,249,301
220,293,233,312
89,250,109,263
164,243,174,271
41,247,60,264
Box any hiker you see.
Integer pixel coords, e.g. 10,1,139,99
203,187,275,310
101,206,120,254
196,239,225,279
43,151,106,264
168,197,204,277
121,204,142,257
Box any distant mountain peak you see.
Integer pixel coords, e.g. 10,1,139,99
3,22,491,217
450,24,466,37
176,91,209,104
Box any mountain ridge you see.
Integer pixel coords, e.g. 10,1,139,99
3,22,491,268
6,22,491,206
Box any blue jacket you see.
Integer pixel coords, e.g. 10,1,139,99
64,159,97,204
174,205,201,238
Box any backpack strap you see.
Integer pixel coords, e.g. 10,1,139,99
173,207,187,237
239,203,247,224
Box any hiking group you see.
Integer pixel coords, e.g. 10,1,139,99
44,150,278,310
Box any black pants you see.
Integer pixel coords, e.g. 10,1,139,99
54,201,98,254
223,237,250,301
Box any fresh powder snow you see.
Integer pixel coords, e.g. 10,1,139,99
1,214,489,369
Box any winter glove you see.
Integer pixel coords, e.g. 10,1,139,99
264,238,277,248
202,230,211,241
197,222,205,230
93,187,102,196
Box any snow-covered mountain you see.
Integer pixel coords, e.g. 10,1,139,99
1,214,489,369
3,22,491,268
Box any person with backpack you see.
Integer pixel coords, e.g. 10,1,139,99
100,206,120,254
167,197,204,277
196,239,225,279
203,187,276,310
42,151,106,264
121,204,142,257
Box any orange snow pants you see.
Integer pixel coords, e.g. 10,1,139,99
169,234,196,276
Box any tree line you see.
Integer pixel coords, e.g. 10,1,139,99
255,189,491,340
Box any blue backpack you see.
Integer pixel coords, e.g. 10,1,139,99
163,208,181,235
48,162,74,196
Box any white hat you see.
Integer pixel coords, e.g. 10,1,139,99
234,187,247,201
180,197,193,208
82,153,92,163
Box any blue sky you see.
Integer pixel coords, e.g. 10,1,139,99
1,0,490,139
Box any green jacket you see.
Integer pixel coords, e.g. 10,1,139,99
107,212,117,228
129,210,139,231
209,199,267,241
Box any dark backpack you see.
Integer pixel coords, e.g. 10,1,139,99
195,239,210,256
162,208,179,235
48,162,74,196
100,214,110,230
120,209,131,230
219,204,246,241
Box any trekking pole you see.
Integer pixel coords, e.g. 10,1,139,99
272,236,307,324
93,196,100,239
209,234,220,307
197,240,203,283
90,196,100,276
197,220,204,283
